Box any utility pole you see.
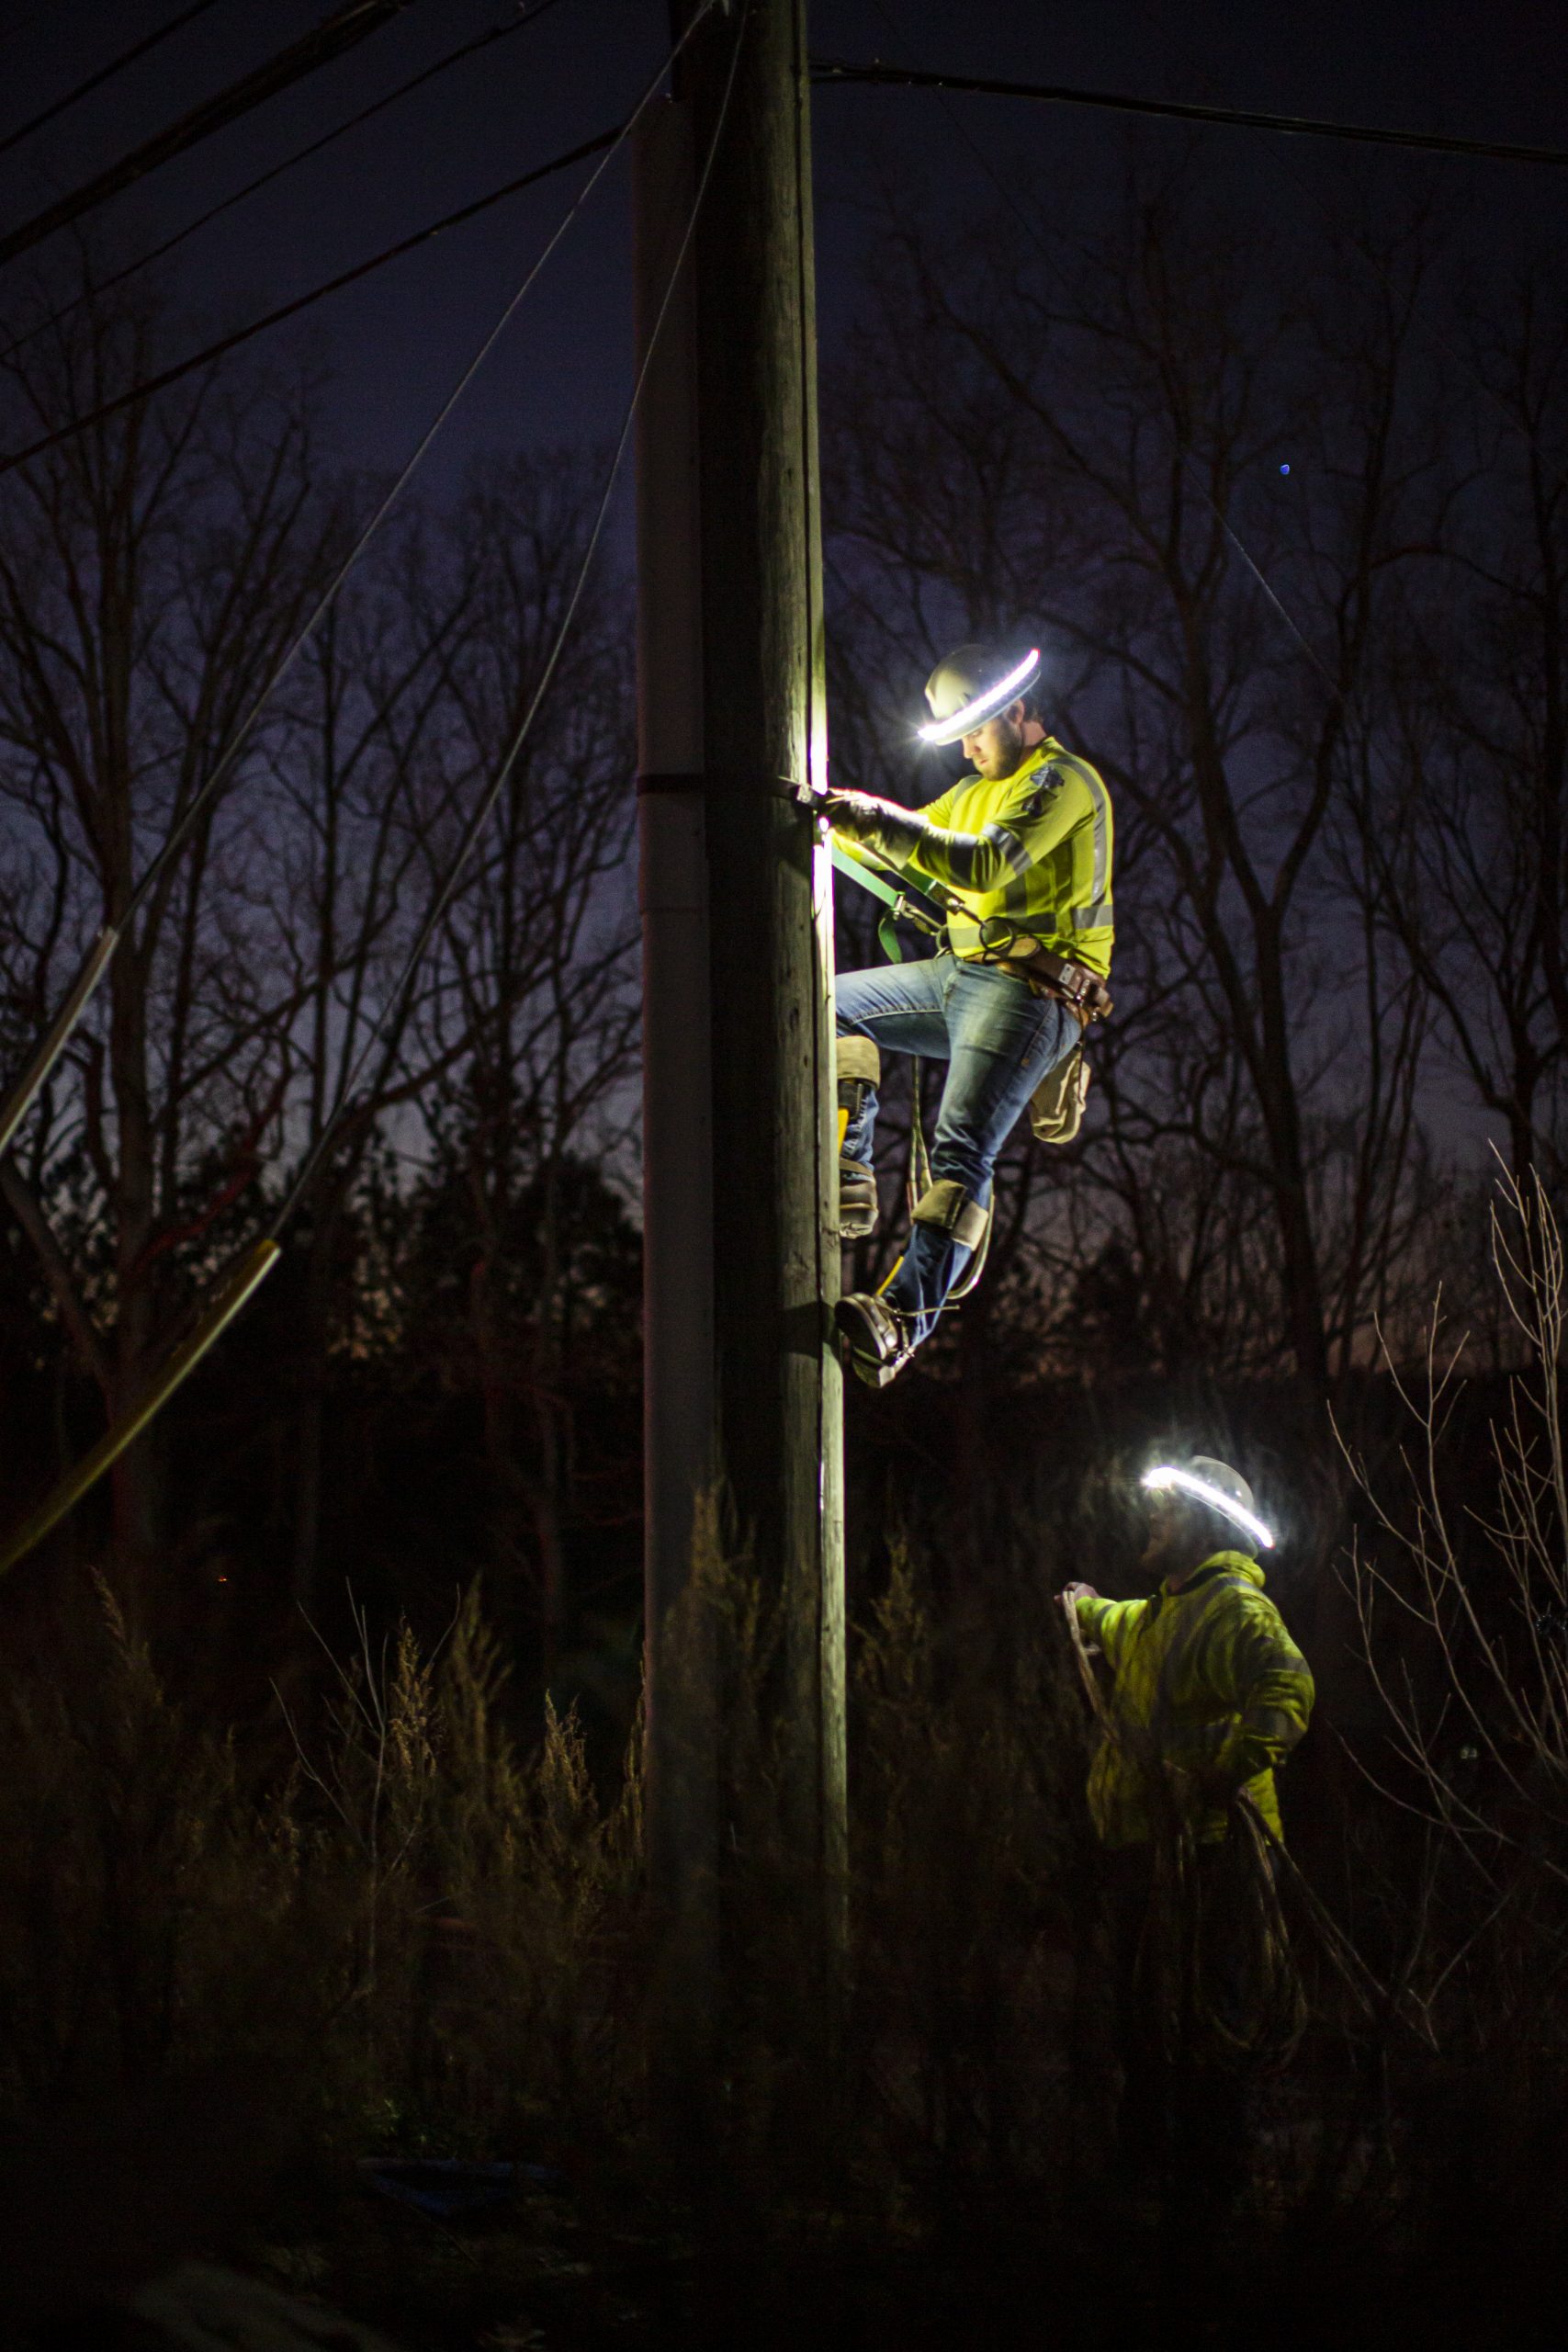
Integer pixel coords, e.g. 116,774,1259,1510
634,0,845,2015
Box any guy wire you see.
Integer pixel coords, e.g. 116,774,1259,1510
0,0,574,369
0,3,720,1167
265,0,749,1245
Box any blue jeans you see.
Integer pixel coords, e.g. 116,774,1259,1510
836,953,1077,1346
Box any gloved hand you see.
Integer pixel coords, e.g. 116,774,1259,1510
817,789,926,865
817,787,899,834
1058,1581,1103,1658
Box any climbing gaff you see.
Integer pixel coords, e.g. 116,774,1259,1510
836,1035,880,1241
1141,1461,1276,1553
0,926,118,1161
0,1237,281,1581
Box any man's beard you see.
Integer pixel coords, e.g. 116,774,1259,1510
980,720,1025,773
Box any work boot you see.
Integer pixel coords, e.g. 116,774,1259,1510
838,1157,878,1241
835,1291,913,1388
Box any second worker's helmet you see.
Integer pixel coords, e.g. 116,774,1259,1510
919,641,1042,746
1140,1455,1276,1552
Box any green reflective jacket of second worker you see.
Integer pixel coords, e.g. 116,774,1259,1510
1074,1552,1314,1847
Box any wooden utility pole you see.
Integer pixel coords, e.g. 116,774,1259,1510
634,0,845,2001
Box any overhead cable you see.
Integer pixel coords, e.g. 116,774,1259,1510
0,0,413,269
0,8,713,1166
0,0,229,161
269,2,750,1242
1,0,570,368
855,12,1346,705
812,56,1568,170
0,124,619,480
0,0,748,1581
1120,0,1568,517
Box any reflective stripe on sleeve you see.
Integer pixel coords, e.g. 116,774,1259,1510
1052,752,1111,909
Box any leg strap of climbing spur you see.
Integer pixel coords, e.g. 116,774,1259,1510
910,1178,989,1252
836,1038,882,1240
838,1159,878,1240
836,1035,881,1089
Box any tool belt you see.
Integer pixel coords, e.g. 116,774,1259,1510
972,922,1113,1023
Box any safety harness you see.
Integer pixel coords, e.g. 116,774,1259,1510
829,841,944,962
829,840,1112,1019
830,834,1106,1159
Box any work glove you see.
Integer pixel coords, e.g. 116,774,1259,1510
817,789,925,865
1057,1581,1102,1654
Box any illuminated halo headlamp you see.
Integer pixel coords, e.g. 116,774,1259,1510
919,646,1042,746
1141,1463,1276,1552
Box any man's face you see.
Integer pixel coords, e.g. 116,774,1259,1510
1139,1498,1225,1587
960,699,1032,779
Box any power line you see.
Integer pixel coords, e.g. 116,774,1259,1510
0,0,739,1572
0,0,413,269
0,124,619,479
270,2,750,1242
1119,0,1568,510
0,0,570,368
849,9,1349,707
0,6,717,1168
0,0,229,161
811,56,1568,170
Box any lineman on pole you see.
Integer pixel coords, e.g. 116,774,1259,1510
818,642,1114,1388
1059,1457,1315,2199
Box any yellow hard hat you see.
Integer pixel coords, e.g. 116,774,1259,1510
919,642,1041,746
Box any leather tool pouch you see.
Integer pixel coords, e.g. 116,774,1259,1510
1030,1046,1091,1144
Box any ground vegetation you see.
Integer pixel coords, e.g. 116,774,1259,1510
0,166,1564,2346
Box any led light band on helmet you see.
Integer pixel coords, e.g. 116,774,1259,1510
1140,1464,1276,1552
919,647,1042,745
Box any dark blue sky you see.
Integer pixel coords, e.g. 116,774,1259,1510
1,0,1564,499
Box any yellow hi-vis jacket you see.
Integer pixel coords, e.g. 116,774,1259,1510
856,738,1114,978
1073,1553,1314,1848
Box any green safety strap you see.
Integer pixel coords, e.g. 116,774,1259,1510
829,842,945,966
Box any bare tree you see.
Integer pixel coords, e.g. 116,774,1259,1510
255,555,481,1609
0,288,344,1596
1349,277,1568,1183
824,159,1450,1415
392,454,638,1662
0,262,646,1654
1340,1169,1568,2080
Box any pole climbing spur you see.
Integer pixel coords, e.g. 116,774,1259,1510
836,1034,880,1239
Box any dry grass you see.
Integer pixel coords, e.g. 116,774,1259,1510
0,1583,648,2173
8,1213,1568,2349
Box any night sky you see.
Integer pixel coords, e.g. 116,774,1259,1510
2,0,1565,504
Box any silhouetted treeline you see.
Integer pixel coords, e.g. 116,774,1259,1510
1,159,1565,1700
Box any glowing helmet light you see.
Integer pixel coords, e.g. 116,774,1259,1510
919,643,1042,746
1140,1455,1276,1552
